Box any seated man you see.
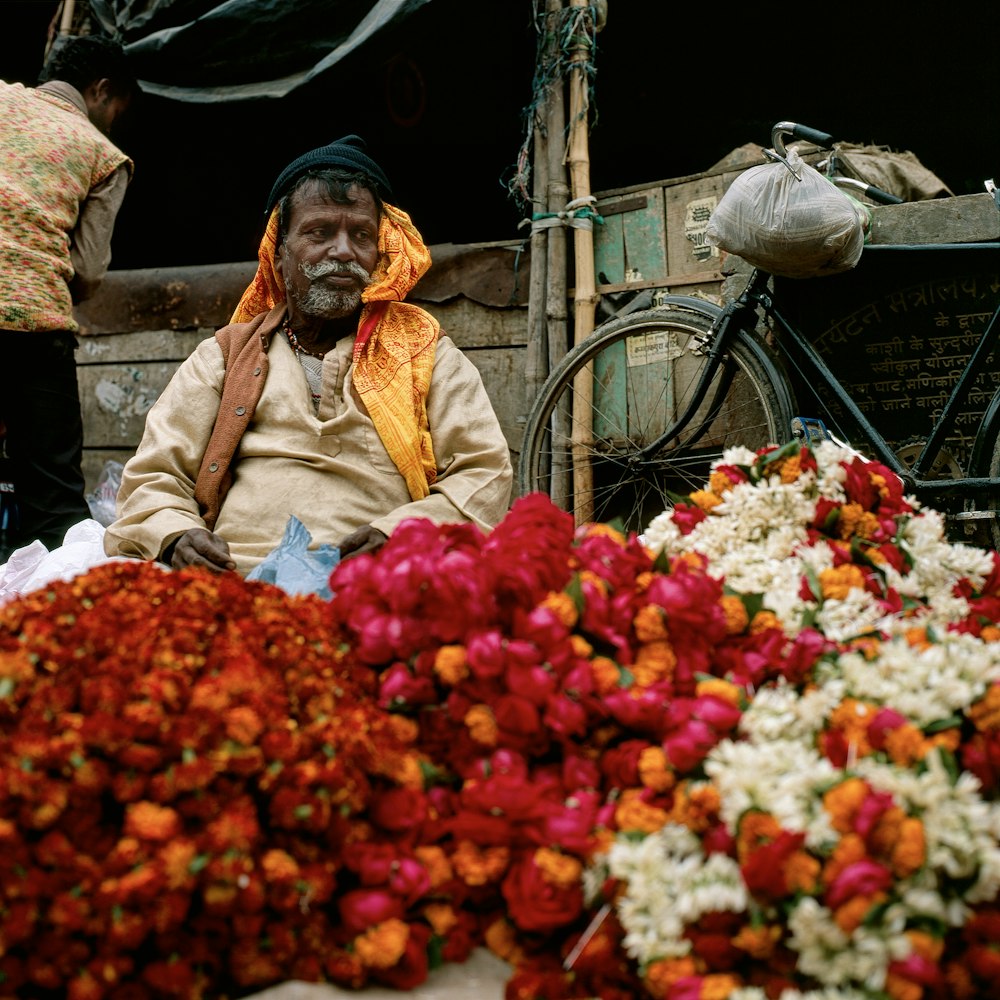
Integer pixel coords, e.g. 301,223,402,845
104,136,513,574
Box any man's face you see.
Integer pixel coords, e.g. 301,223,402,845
277,182,380,321
84,81,131,138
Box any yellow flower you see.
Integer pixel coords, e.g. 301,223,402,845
633,604,669,642
540,591,578,628
422,902,457,936
690,489,723,512
819,563,867,600
638,746,675,793
354,918,408,969
823,777,868,833
969,684,1000,731
720,594,749,634
614,789,669,833
433,645,468,685
464,704,498,747
452,839,509,886
533,846,581,888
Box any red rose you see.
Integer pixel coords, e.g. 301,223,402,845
371,922,432,991
337,889,405,936
501,854,583,933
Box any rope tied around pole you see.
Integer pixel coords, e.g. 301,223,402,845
519,195,604,233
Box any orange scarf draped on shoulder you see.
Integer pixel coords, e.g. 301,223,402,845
230,202,440,501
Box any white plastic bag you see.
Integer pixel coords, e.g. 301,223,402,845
705,147,868,279
245,515,340,599
85,460,124,527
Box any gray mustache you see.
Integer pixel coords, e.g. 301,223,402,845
300,260,371,283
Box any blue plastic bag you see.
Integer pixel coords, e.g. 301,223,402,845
245,515,340,599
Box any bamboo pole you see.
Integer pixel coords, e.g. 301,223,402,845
522,11,554,421
544,0,571,508
566,0,598,524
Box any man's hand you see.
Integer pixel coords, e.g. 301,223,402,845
338,525,388,561
165,528,237,573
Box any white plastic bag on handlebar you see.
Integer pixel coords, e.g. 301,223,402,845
705,147,867,279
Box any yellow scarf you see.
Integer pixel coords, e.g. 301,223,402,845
231,202,439,500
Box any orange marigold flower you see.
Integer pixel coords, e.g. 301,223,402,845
159,839,198,890
822,833,866,887
702,974,743,1000
124,801,181,842
837,502,879,541
835,893,885,934
422,902,457,935
632,642,676,687
452,839,509,886
644,956,697,1000
891,818,926,877
819,563,867,600
737,811,782,861
696,677,740,707
980,624,1000,643
669,782,720,833
584,522,626,544
578,569,609,596
905,626,931,649
732,923,781,959
884,972,924,1000
969,684,1000,731
638,746,675,793
540,591,578,628
785,850,821,893
415,845,453,888
570,634,593,657
749,609,782,634
690,488,723,512
534,846,582,889
433,645,469,685
709,469,739,494
387,714,419,744
720,594,750,634
633,604,669,642
828,701,874,760
907,928,944,962
590,656,621,696
484,917,525,966
354,918,408,969
464,704,498,747
884,723,928,767
615,790,669,834
0,649,34,683
261,848,300,883
389,750,426,789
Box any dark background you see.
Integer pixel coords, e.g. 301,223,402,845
4,1,998,271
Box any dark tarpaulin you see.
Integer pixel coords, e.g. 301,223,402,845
87,0,433,101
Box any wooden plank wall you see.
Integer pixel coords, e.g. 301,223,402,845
73,248,530,496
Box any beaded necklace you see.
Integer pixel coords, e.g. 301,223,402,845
283,319,327,360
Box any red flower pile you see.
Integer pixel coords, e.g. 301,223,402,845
1,442,999,999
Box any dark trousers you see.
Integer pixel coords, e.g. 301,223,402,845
0,329,90,562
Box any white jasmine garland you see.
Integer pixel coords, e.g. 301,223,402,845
602,823,747,966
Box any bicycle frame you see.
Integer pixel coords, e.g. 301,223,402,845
640,247,1000,517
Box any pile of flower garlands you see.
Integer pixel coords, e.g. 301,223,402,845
0,439,998,999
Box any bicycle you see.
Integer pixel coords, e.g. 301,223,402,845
518,121,1000,546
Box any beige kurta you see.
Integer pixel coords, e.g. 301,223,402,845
104,331,513,575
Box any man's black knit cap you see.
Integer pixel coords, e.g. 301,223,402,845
264,135,394,214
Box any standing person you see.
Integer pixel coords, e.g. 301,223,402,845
104,135,513,575
0,34,138,563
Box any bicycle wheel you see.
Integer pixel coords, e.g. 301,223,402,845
969,392,1000,551
519,300,795,535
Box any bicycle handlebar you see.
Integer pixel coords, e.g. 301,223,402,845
771,121,834,158
770,120,904,205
